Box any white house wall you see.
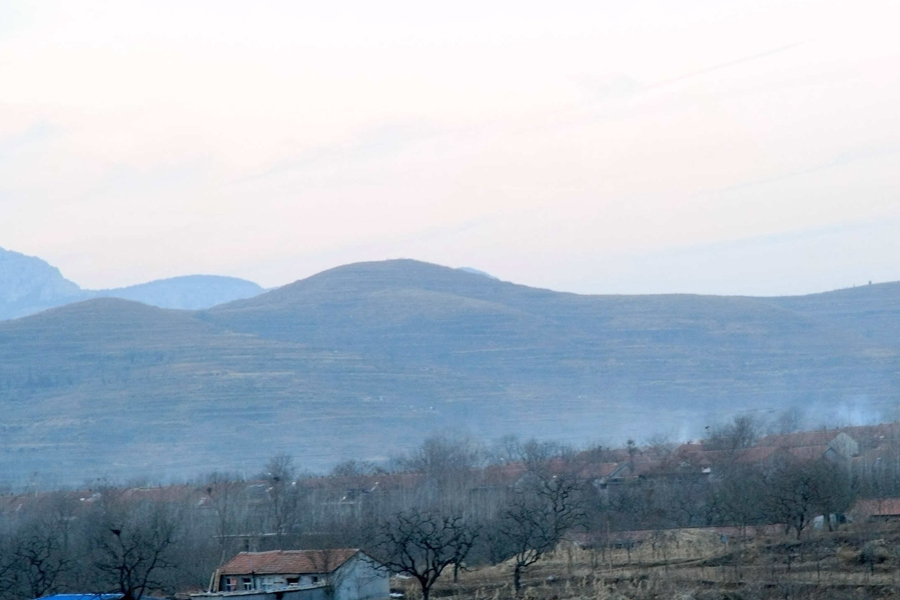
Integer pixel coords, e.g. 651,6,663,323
333,554,389,600
192,586,328,600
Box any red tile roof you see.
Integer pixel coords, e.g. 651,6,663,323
854,498,900,517
220,549,360,575
480,463,527,484
585,462,623,478
787,445,829,461
735,446,779,464
670,444,780,467
843,423,900,443
757,431,839,448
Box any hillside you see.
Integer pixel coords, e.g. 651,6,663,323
0,295,487,486
205,259,898,409
0,260,898,487
768,281,900,349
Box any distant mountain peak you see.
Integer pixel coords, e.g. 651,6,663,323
210,259,513,312
457,267,498,280
93,274,265,310
0,246,265,320
0,246,82,320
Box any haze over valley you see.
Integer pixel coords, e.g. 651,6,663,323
0,249,897,487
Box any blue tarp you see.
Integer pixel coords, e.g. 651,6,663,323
33,595,124,600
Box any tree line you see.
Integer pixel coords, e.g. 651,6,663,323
2,419,898,600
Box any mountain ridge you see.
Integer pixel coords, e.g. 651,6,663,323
0,246,83,319
1,258,897,487
0,246,265,319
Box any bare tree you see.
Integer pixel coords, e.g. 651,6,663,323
810,460,855,532
367,509,477,600
493,471,586,595
519,439,569,473
205,476,250,564
775,407,806,434
330,460,381,478
644,432,675,462
705,415,759,455
262,454,305,547
0,545,16,600
0,491,79,600
88,498,181,600
401,435,485,500
11,523,70,599
762,457,842,539
490,435,524,465
712,465,765,533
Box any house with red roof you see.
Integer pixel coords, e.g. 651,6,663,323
757,430,859,461
851,498,900,521
196,549,388,600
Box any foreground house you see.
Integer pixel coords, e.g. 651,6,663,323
194,549,389,600
30,596,128,600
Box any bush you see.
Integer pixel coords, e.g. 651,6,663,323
857,541,891,565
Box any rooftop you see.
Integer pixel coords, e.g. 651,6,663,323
219,549,361,575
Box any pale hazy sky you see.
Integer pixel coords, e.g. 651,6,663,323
2,1,899,295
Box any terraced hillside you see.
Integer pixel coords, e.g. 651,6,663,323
0,260,898,487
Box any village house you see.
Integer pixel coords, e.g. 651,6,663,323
851,498,900,521
194,549,389,600
757,430,860,461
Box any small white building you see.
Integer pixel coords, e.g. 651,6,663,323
197,549,389,600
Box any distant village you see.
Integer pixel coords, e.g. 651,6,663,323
7,420,900,600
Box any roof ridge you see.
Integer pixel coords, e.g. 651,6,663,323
238,548,360,555
220,549,363,576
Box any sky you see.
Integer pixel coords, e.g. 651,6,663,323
1,0,899,296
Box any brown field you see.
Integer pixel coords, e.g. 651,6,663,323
396,523,900,600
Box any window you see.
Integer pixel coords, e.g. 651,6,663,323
311,576,319,583
242,577,253,591
260,576,285,590
224,578,237,592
